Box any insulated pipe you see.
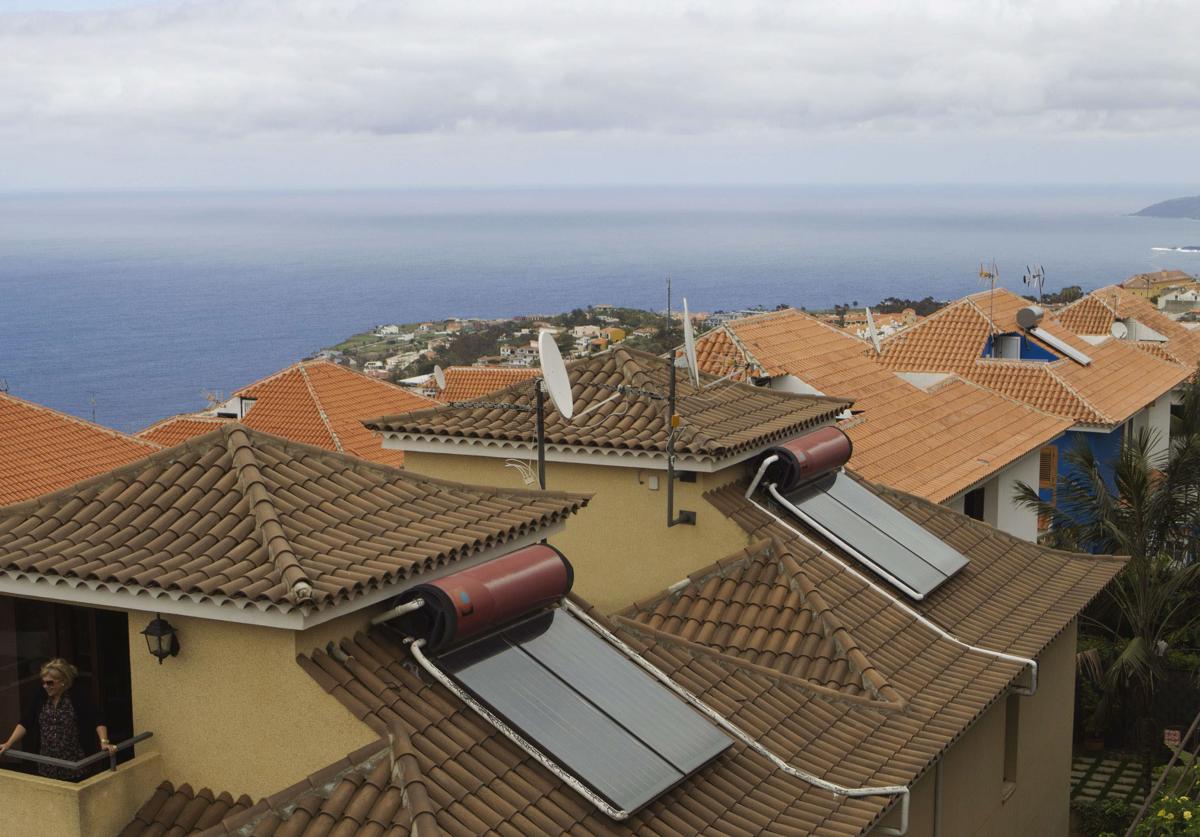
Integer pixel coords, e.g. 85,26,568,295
562,600,911,835
757,484,1037,697
370,597,426,627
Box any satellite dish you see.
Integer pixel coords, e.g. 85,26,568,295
864,308,881,354
682,298,700,387
538,331,574,421
433,364,446,391
1111,321,1129,340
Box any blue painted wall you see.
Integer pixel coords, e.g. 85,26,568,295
1051,425,1124,500
981,332,1060,362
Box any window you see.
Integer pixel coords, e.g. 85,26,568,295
1038,447,1058,531
963,487,985,521
1002,693,1021,799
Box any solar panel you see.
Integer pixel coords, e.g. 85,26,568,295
437,609,731,813
781,471,968,600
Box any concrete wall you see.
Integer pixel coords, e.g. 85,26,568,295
0,751,162,837
871,620,1078,836
127,614,376,798
403,452,753,612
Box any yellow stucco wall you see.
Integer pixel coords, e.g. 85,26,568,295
871,620,1078,836
0,751,163,837
403,452,753,612
127,614,376,798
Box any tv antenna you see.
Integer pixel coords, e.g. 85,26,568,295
0,378,7,393
1022,264,1045,303
864,308,882,354
88,391,97,423
440,331,572,491
979,259,999,333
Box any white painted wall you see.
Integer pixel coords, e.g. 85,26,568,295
948,449,1040,542
1147,397,1172,464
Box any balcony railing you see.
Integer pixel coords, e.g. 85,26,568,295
0,731,153,775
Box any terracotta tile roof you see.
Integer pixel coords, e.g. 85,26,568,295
118,781,254,837
1050,338,1190,423
1121,269,1194,290
878,288,1094,374
845,377,1071,502
193,735,427,836
235,360,436,467
427,366,541,403
1056,285,1200,367
286,481,1122,835
877,289,1190,427
617,539,905,709
366,347,850,464
694,310,1071,502
0,425,587,614
0,391,160,507
136,415,231,447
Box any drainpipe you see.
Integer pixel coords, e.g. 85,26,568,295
933,759,944,837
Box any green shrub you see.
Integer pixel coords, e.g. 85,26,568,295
1074,797,1136,836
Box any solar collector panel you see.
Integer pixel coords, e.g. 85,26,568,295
437,609,731,813
782,471,968,600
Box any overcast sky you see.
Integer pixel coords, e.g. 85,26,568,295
1,0,1197,190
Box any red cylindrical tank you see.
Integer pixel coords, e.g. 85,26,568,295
392,544,573,652
759,425,853,492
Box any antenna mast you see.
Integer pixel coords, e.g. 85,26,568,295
979,259,999,333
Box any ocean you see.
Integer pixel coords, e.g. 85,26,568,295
1,185,1197,434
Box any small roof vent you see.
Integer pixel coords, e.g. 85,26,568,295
1016,306,1045,330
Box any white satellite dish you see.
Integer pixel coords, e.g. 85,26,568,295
538,331,574,421
864,308,881,354
682,298,700,387
433,364,446,391
1110,320,1129,340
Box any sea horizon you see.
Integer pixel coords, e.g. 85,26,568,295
3,183,1198,433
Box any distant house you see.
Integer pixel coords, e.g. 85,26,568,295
385,351,421,370
1158,285,1200,316
445,321,463,334
374,324,401,336
1122,269,1195,300
417,322,434,333
601,326,626,343
571,325,601,338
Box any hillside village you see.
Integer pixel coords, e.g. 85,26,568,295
2,268,1200,837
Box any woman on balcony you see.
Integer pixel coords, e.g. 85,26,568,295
0,659,117,780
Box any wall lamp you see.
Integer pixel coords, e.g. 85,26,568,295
141,615,180,664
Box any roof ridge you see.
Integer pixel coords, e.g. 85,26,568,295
879,294,984,351
939,373,1072,423
223,425,314,602
296,362,343,453
1040,363,1114,425
776,549,905,706
718,323,767,376
0,390,162,451
136,412,228,437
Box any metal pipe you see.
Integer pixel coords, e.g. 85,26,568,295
408,638,632,820
563,600,911,835
933,758,944,837
1,731,153,774
667,355,677,527
370,597,425,626
535,383,546,490
756,485,1038,696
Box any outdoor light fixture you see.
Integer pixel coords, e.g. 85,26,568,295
141,615,179,664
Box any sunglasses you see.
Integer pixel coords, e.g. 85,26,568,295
41,680,60,687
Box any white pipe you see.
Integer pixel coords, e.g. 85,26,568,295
370,597,425,626
758,484,1037,696
408,638,633,821
744,454,779,500
563,600,911,835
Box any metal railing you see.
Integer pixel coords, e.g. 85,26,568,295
0,732,152,775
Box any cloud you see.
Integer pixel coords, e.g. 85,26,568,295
0,0,1197,188
1,0,1198,141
